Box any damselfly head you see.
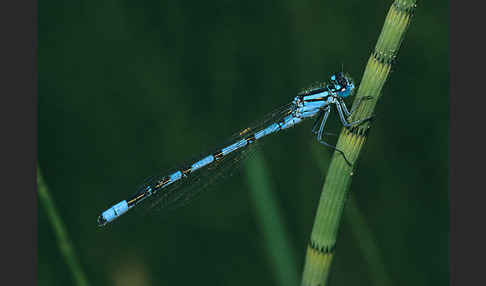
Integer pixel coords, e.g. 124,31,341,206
330,72,355,98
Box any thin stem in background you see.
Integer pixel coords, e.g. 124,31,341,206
345,196,393,286
38,166,90,286
301,1,417,285
244,150,299,286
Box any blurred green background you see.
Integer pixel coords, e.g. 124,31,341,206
38,0,448,285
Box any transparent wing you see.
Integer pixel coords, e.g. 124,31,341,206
149,142,256,214
131,101,297,217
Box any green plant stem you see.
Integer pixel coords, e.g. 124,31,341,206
310,144,392,286
38,166,90,286
300,1,417,285
245,150,299,286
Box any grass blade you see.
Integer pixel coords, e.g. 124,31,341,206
38,165,90,286
245,150,299,286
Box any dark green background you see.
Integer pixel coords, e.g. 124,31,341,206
38,0,448,285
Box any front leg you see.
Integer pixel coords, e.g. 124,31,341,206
311,108,337,136
340,96,374,117
315,108,352,166
336,102,374,128
311,110,325,134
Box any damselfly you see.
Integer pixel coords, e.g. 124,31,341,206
97,72,373,227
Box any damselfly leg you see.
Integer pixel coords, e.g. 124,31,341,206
315,107,353,166
336,102,374,128
312,110,338,137
314,95,374,166
340,96,374,117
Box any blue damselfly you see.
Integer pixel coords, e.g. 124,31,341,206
97,72,373,226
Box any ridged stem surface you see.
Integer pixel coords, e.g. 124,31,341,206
301,1,417,285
